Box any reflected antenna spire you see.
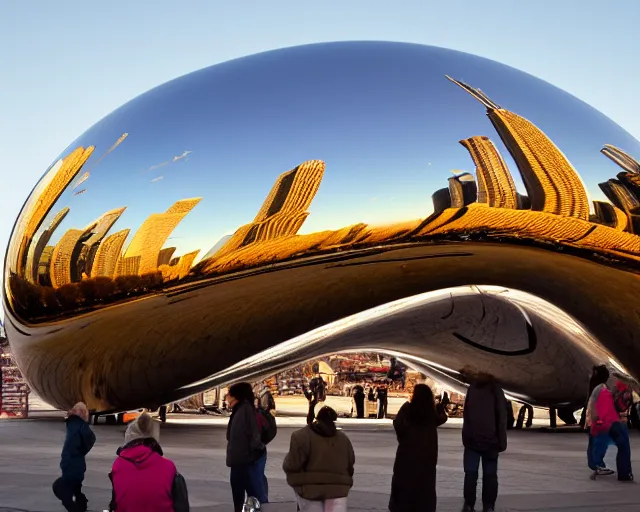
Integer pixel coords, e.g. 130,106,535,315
445,75,501,110
601,144,640,174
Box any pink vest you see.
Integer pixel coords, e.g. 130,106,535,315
112,445,176,512
591,387,620,436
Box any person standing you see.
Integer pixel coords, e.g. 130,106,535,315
584,365,614,475
389,384,448,512
283,406,355,512
353,385,365,419
460,369,508,512
588,375,634,481
108,412,189,511
226,382,267,511
52,402,96,512
303,365,326,425
377,383,388,419
259,384,276,415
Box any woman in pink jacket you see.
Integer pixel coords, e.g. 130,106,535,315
108,412,189,511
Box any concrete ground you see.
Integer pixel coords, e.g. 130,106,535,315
0,414,639,512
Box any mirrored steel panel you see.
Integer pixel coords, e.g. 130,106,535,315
4,41,640,412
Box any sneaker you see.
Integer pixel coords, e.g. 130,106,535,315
596,466,615,476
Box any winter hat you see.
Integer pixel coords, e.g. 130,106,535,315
123,412,160,446
68,402,89,422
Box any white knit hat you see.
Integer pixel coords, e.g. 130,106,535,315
123,412,160,446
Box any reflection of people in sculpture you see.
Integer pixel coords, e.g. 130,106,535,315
377,383,389,419
352,385,365,419
303,364,326,425
515,403,534,429
387,357,406,389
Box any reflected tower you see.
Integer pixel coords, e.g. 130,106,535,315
12,146,95,276
448,172,477,208
216,160,325,257
447,76,590,220
91,229,131,279
25,207,70,284
460,136,518,209
122,198,202,275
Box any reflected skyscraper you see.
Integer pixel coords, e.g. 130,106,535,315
160,250,200,280
202,235,233,261
25,207,70,284
448,172,477,208
460,136,517,209
50,229,87,288
432,188,452,215
117,256,141,277
593,201,628,231
122,198,202,275
91,229,130,279
447,76,590,220
157,247,177,268
13,146,95,276
77,207,127,279
216,160,325,257
601,144,640,175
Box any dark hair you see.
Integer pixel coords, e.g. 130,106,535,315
312,362,320,374
316,406,338,425
591,365,610,387
408,384,437,424
228,382,255,403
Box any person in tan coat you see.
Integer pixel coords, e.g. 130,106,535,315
283,406,355,512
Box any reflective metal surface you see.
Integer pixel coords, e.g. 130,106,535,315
4,41,640,413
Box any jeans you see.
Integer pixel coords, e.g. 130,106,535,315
230,465,259,512
463,448,498,509
249,451,269,503
587,432,611,470
52,477,86,512
609,422,633,479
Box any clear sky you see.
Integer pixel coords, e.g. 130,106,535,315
1,0,639,302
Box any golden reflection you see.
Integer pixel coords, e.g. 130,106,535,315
7,76,640,323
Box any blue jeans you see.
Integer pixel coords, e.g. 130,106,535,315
587,433,610,470
591,423,632,479
463,448,498,508
250,451,269,503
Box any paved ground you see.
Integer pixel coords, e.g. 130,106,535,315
0,415,639,511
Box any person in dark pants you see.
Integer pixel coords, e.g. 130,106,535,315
303,366,326,426
376,383,388,419
353,385,365,419
53,402,96,512
226,382,267,511
389,384,448,512
460,368,507,512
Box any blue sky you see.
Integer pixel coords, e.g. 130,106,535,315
1,1,639,287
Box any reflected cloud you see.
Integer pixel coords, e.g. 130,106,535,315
146,150,192,172
151,176,164,183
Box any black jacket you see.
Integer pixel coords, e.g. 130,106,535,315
226,400,264,467
60,415,96,481
462,381,508,455
389,401,447,512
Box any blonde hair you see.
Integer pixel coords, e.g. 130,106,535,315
68,402,89,422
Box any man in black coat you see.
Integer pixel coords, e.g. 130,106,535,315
460,370,507,512
52,402,96,512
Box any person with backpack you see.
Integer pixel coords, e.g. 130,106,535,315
283,406,355,512
53,402,96,512
226,382,268,511
108,412,189,511
255,387,278,505
588,374,634,482
460,369,507,512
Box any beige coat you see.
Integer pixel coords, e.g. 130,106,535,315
282,422,355,500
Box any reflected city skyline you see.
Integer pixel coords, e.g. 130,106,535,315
6,73,640,323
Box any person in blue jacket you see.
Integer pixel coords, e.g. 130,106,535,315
52,402,96,511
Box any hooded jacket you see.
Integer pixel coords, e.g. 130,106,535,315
462,379,508,454
110,440,177,512
60,414,96,481
282,421,355,500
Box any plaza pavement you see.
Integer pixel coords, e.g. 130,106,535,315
0,414,639,511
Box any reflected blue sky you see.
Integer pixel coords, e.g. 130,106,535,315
28,42,640,264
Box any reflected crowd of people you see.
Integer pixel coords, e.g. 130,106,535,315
52,367,635,512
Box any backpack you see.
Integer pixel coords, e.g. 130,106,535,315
256,408,277,444
612,380,633,413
